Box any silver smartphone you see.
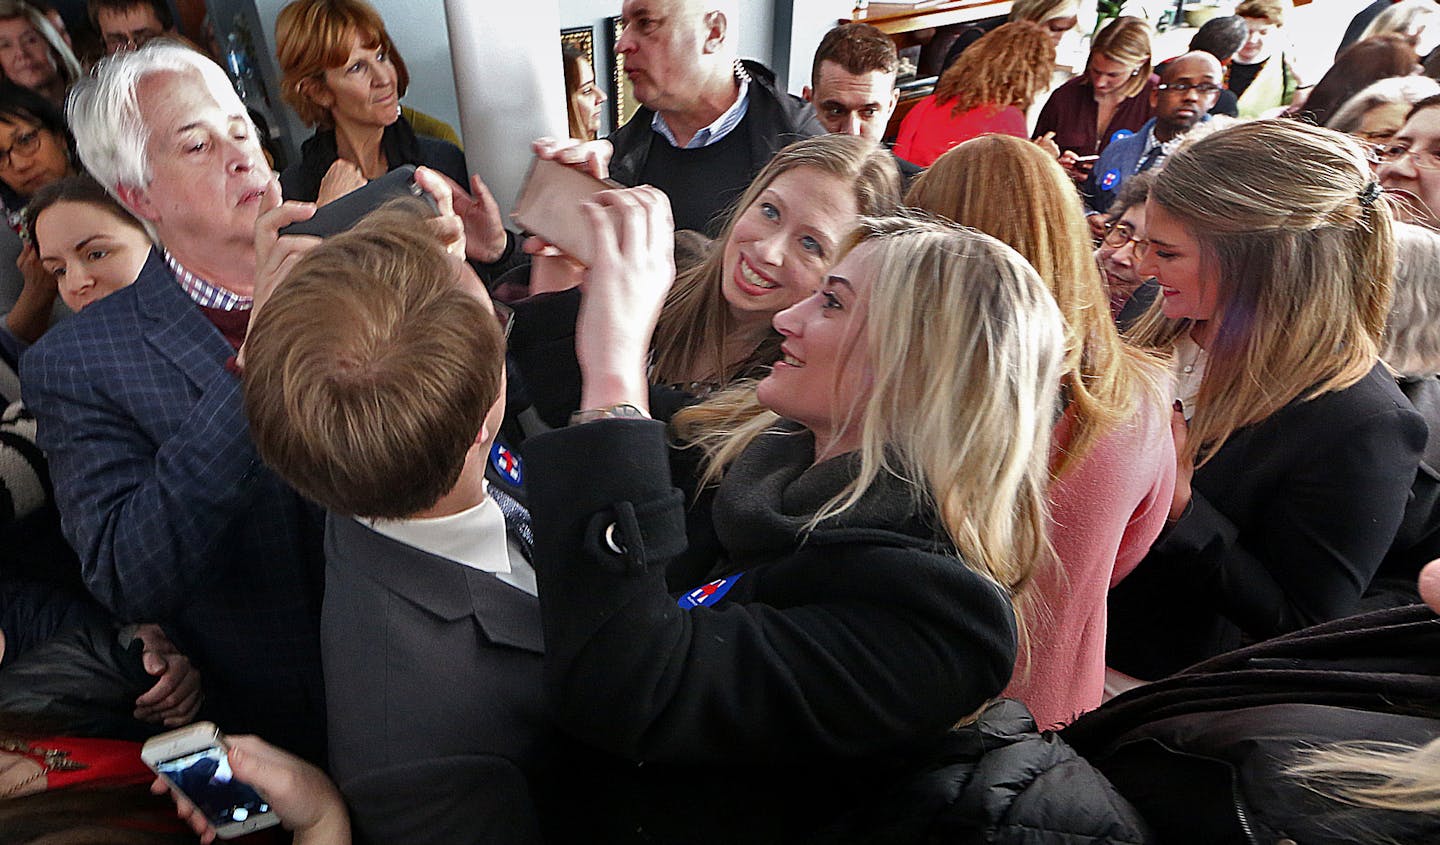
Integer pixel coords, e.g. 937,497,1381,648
141,722,281,840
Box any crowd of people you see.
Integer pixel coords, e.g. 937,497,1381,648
0,0,1439,842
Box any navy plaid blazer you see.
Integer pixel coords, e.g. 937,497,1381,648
21,248,326,761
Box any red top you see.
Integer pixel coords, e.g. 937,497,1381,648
894,97,1028,167
23,736,153,789
1032,74,1158,157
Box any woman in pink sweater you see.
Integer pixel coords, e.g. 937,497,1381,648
907,135,1175,727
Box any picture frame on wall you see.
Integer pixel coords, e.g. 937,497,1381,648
607,16,639,128
561,24,594,66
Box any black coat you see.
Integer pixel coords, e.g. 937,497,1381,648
523,418,1017,842
1109,363,1425,679
814,699,1153,844
1068,605,1440,845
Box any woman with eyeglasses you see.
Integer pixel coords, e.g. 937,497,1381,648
1034,17,1156,178
1327,75,1440,152
906,135,1173,728
1108,120,1426,682
1378,93,1440,229
1094,172,1157,321
0,82,75,360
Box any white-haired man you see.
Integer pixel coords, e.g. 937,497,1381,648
21,43,325,761
608,0,822,233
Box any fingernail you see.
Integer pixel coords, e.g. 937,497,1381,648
1174,400,1184,413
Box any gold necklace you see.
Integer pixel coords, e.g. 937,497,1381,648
0,739,87,798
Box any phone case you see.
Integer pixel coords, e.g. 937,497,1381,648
280,164,440,238
510,156,621,265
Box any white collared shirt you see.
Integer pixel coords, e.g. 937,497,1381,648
651,63,752,149
367,483,537,596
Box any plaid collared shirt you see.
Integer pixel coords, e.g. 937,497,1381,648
164,250,253,312
652,61,752,150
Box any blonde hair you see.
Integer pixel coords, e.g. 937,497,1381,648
1290,737,1440,814
673,214,1066,605
274,0,410,128
1361,0,1440,43
932,21,1055,115
906,134,1169,476
1010,0,1078,24
1235,0,1289,27
650,134,902,388
1129,119,1393,465
1382,222,1440,377
0,1,81,90
1089,17,1153,100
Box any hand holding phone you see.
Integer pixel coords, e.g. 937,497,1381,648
279,164,440,238
511,155,624,265
143,723,281,840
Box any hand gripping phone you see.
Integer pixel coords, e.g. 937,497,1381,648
510,155,624,265
142,722,280,839
279,163,440,238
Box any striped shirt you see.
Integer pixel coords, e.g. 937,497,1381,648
164,250,253,312
651,61,752,149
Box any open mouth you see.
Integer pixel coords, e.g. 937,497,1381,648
735,255,779,295
777,346,804,367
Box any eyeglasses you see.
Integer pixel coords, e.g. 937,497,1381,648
1102,220,1150,257
1156,82,1223,94
1376,143,1440,170
103,28,163,51
0,128,42,170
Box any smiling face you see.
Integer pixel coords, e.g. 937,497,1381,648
1236,16,1276,64
809,60,898,141
0,16,56,92
720,166,859,328
756,241,876,457
35,200,151,311
1137,199,1223,327
1095,201,1148,304
312,32,399,133
123,70,272,260
1379,105,1440,229
0,118,68,198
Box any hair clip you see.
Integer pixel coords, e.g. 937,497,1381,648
1359,180,1382,207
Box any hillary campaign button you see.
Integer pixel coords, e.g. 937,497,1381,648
678,574,744,609
490,442,522,486
1099,169,1121,191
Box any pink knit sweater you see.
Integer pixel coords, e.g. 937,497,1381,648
1004,396,1175,728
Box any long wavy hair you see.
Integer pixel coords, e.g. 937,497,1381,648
649,134,902,389
1128,120,1394,465
672,214,1066,607
932,21,1054,116
906,134,1170,476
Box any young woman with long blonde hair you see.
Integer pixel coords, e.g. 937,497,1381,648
1110,119,1426,680
908,134,1173,726
521,197,1065,838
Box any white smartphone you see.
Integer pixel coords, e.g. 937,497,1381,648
141,722,281,840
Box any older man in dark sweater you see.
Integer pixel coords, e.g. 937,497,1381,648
607,0,822,234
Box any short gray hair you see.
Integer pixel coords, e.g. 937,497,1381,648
1383,222,1440,377
1327,76,1440,134
67,40,250,200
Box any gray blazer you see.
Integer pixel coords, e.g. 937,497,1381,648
321,513,552,845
